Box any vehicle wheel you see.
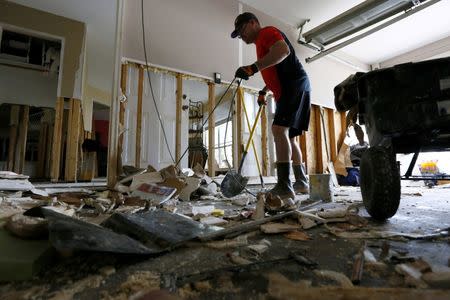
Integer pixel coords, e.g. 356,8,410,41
360,146,400,220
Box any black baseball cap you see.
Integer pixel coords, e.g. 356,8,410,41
231,12,258,38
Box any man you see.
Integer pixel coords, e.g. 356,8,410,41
350,124,369,167
231,12,311,200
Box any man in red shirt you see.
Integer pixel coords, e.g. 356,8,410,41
231,12,311,201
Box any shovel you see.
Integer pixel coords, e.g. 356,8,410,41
221,104,264,198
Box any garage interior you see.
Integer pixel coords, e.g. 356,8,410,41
0,0,450,299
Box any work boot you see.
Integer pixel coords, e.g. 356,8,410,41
267,162,295,201
293,163,309,194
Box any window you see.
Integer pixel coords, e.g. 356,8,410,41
204,120,233,169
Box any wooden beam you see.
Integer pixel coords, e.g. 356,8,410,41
65,99,81,182
7,105,20,171
14,106,29,174
313,105,324,174
118,63,128,175
37,110,52,178
51,97,64,182
208,82,216,177
327,108,337,163
236,88,243,168
176,73,183,163
299,133,307,170
261,105,268,176
136,66,144,168
337,111,347,151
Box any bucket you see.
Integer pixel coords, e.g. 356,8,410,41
309,174,334,202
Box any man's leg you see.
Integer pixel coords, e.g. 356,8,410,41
273,125,291,162
290,137,309,194
268,124,295,200
290,137,302,165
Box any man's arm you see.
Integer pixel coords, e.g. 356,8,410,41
255,40,290,71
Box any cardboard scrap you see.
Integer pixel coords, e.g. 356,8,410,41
200,216,228,226
131,183,176,205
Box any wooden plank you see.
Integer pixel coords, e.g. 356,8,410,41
236,88,243,168
7,105,20,171
337,111,347,151
327,108,337,163
176,73,183,162
14,106,29,174
51,97,64,182
64,99,74,180
135,66,144,168
261,105,268,176
65,99,81,182
208,82,216,177
299,133,307,170
313,105,323,174
37,123,49,177
118,63,128,175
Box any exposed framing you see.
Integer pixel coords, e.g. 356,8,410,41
208,81,216,177
135,66,144,168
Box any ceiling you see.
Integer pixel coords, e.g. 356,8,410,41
8,0,117,92
240,0,450,65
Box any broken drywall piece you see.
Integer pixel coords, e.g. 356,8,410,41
313,270,354,288
200,216,228,226
395,263,428,288
30,189,49,197
0,179,34,191
284,230,311,241
228,252,251,265
252,194,265,220
114,183,131,194
248,244,268,255
181,168,194,177
119,168,147,184
129,172,164,191
299,217,317,229
363,249,377,263
317,208,348,219
192,205,215,216
260,223,301,234
206,182,218,195
179,177,201,201
0,171,30,179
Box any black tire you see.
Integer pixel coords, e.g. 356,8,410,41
360,146,401,220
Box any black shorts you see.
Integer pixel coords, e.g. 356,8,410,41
273,84,311,138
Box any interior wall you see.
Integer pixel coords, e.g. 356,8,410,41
123,0,239,82
0,65,58,107
0,0,85,98
123,0,359,108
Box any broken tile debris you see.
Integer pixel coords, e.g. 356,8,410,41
1,165,450,298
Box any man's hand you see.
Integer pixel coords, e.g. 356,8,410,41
257,90,267,106
235,63,258,80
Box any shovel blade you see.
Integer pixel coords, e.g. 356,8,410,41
220,170,249,198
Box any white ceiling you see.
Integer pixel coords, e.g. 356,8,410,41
8,0,117,92
240,0,450,65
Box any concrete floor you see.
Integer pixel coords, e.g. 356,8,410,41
1,184,450,299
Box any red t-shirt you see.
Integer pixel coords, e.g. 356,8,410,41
255,26,284,101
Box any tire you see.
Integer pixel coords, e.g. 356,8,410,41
360,146,401,220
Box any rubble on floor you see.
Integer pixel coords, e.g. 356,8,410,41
1,168,450,299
